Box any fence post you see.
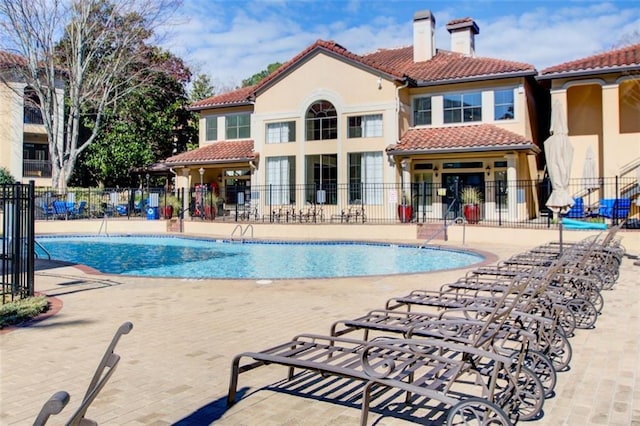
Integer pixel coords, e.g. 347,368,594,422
27,181,35,297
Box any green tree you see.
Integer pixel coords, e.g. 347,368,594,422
190,73,215,101
0,0,179,191
74,47,196,187
241,62,282,87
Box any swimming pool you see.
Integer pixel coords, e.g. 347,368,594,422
36,235,484,279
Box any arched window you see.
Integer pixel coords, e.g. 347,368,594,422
23,87,43,124
305,100,337,140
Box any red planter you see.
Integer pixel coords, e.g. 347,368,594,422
204,205,216,220
161,206,173,219
463,204,480,224
397,205,413,223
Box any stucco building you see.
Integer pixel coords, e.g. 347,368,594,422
168,10,553,222
0,51,64,186
538,43,640,202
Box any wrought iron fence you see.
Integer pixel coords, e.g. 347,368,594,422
32,176,638,229
1,182,35,304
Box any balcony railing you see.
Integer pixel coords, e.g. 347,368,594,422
23,159,52,178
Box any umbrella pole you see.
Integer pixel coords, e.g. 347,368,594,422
558,216,564,254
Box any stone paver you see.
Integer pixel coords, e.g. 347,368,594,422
0,239,638,425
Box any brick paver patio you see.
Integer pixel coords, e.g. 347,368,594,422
1,240,638,425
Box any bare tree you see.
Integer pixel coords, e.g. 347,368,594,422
0,0,179,191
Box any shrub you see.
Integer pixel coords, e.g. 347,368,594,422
0,167,16,184
0,296,49,328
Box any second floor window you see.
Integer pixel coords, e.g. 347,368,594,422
205,117,217,141
266,121,296,144
347,114,383,138
494,89,515,120
226,114,250,139
444,92,481,123
306,100,337,141
413,97,432,125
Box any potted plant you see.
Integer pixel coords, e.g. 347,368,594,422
161,194,182,219
461,186,482,224
203,191,219,220
397,191,413,223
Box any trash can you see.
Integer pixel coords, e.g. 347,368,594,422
146,206,159,220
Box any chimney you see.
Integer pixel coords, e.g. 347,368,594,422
446,18,479,56
413,10,436,62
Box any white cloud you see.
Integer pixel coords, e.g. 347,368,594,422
164,0,640,88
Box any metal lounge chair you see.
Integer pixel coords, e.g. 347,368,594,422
33,322,133,426
228,275,535,425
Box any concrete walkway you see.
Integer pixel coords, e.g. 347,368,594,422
1,240,638,425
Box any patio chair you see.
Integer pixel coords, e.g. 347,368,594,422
331,305,560,399
34,322,133,426
228,275,539,425
52,200,68,220
598,198,631,220
41,202,55,220
65,200,87,219
467,244,606,330
374,260,572,373
564,197,585,218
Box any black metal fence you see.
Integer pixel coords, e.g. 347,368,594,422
32,176,638,229
1,182,35,304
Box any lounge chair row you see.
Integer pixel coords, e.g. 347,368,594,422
227,227,625,425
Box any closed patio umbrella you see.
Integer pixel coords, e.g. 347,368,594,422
544,100,574,253
582,146,598,208
582,146,598,189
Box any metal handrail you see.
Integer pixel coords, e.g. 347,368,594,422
34,240,51,260
419,201,466,248
97,215,108,236
231,224,254,240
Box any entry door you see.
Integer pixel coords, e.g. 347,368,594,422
442,173,484,219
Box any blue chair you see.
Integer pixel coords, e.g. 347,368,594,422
52,200,68,219
116,204,128,216
564,198,585,218
598,198,631,220
41,202,55,220
66,201,87,219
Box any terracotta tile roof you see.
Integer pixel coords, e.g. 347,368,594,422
165,140,255,165
363,47,535,83
388,124,535,153
191,38,536,110
539,43,640,78
189,85,256,110
0,50,27,68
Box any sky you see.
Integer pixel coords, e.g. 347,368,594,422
162,0,640,91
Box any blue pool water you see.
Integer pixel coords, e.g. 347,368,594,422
36,236,484,279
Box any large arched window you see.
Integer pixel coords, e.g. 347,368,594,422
305,100,337,140
23,87,43,124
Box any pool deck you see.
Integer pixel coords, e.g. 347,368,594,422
1,234,639,425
